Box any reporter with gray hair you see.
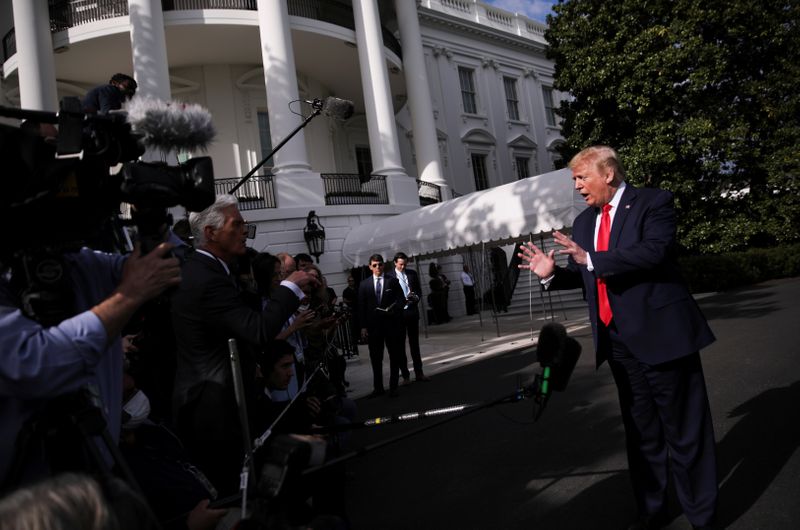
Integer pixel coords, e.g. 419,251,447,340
170,194,318,496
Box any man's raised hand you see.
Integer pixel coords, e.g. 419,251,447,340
517,241,556,279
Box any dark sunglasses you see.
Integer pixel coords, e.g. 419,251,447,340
369,263,383,268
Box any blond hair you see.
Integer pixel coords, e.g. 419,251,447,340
568,145,626,181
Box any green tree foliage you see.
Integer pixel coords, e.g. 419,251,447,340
546,0,800,253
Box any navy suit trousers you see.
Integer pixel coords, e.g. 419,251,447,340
602,323,718,526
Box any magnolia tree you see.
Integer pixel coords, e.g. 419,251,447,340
546,0,800,253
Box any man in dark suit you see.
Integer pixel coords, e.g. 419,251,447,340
358,254,406,397
519,146,717,530
386,252,430,382
171,194,317,495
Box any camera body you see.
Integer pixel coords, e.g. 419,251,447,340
1,97,215,258
0,96,216,324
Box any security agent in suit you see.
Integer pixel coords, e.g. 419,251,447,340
386,252,430,382
170,194,318,496
519,146,717,530
357,254,407,397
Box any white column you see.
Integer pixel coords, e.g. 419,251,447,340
256,0,311,175
128,0,171,102
353,0,417,206
12,0,58,111
395,0,449,196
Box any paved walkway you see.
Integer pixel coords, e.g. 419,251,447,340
343,308,593,399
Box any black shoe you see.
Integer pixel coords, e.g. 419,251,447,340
388,388,399,397
415,374,431,382
367,389,385,398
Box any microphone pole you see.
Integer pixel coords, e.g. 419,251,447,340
229,99,323,194
302,383,534,478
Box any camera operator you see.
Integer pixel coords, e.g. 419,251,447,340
0,242,181,488
82,73,137,114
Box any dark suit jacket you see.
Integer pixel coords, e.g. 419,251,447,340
357,274,405,330
550,184,715,366
171,251,300,415
386,268,423,318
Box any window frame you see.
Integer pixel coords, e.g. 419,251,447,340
503,76,520,121
542,86,557,127
355,145,373,179
515,156,531,180
458,66,478,115
471,152,489,191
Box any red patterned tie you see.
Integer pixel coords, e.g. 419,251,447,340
596,204,613,326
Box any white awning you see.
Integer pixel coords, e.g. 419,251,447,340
341,168,587,267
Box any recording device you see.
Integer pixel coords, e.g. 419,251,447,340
304,96,355,121
125,96,216,152
405,292,420,304
331,301,351,320
0,95,216,325
531,322,582,419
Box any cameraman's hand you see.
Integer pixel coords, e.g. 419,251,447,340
119,243,181,303
91,243,181,341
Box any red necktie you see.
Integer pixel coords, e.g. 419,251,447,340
596,204,613,326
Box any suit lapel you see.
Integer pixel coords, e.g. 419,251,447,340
574,208,596,251
609,184,637,249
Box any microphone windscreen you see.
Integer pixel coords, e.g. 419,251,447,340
125,97,216,152
322,97,354,121
536,322,581,392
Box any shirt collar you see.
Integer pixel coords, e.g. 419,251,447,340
196,248,231,275
606,181,627,211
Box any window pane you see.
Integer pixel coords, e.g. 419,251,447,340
503,77,519,121
542,86,556,126
257,111,273,172
471,153,488,190
515,157,530,180
355,146,373,178
458,66,477,114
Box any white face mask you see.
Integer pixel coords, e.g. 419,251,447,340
122,389,151,429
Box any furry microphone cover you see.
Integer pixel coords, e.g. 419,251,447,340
125,97,216,152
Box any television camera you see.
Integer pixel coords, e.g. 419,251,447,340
0,95,216,325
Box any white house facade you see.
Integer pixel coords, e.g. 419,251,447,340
0,0,566,305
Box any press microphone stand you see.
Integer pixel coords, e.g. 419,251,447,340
228,99,324,194
302,373,550,477
196,368,553,516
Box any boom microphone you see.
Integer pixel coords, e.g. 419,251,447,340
124,97,216,152
321,97,355,121
304,97,355,121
